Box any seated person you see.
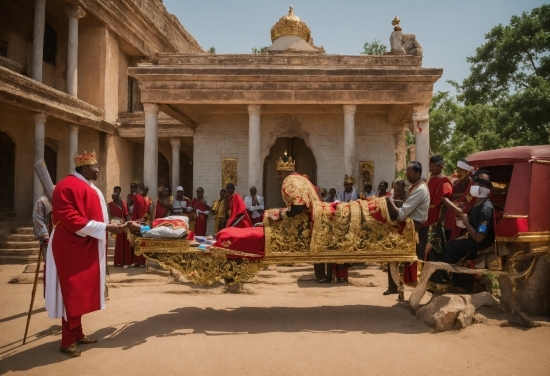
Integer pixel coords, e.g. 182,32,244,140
443,171,495,292
129,215,189,238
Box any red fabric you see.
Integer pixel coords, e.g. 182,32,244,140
213,227,265,259
404,262,417,284
51,175,103,319
153,198,171,220
132,194,148,221
425,175,453,226
191,198,209,236
109,201,132,266
227,194,252,228
529,163,550,232
333,264,348,279
444,178,472,230
61,315,84,348
152,218,189,229
496,218,529,237
376,192,392,198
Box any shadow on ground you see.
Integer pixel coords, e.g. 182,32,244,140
0,303,425,373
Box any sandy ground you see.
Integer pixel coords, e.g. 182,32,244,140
1,262,550,376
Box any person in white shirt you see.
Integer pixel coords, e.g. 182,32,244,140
244,186,265,225
335,174,359,202
363,184,375,198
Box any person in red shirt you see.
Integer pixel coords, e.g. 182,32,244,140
224,183,252,228
376,181,392,197
190,187,210,236
107,192,132,266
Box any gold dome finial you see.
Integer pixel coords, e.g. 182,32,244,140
270,6,312,43
392,16,402,31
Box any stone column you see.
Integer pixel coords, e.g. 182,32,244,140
170,138,181,195
412,107,430,179
248,105,262,194
65,5,86,97
32,0,46,82
69,125,79,171
143,103,159,200
408,145,417,164
33,113,47,202
343,105,357,176
393,124,408,173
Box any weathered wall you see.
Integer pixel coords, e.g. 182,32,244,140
193,111,396,210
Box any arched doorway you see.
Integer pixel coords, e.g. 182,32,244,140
158,152,170,189
0,132,15,209
263,137,317,209
44,143,57,183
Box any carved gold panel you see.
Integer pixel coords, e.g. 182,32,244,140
222,158,237,187
359,161,374,190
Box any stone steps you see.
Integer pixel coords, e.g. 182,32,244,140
0,221,39,264
1,233,35,242
11,227,34,235
0,241,38,249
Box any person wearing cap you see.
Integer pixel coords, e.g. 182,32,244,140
45,151,127,357
443,171,495,291
224,183,252,228
172,186,192,220
443,159,476,241
191,187,210,236
336,174,359,202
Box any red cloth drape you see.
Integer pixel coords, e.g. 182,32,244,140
108,201,132,265
191,198,208,236
227,194,252,228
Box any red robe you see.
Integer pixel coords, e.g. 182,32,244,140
424,175,453,226
131,194,149,265
108,200,132,266
48,175,106,319
153,198,171,220
191,197,209,236
226,193,252,228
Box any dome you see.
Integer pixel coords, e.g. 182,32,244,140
270,6,311,43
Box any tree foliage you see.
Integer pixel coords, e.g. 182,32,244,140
360,39,387,55
252,46,269,54
207,46,216,54
429,5,550,173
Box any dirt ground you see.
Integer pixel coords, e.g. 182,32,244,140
1,262,550,376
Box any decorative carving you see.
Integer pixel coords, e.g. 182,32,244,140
222,158,237,188
359,161,374,190
65,5,86,19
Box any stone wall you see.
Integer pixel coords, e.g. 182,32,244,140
193,111,396,210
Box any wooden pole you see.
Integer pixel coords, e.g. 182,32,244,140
23,247,43,344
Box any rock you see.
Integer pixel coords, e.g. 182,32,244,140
417,292,499,332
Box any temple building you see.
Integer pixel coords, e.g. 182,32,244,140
0,2,442,234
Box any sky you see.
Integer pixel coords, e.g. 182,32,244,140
164,0,546,95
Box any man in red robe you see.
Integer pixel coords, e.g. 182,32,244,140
224,183,252,228
191,187,210,236
45,151,125,357
107,192,132,266
443,159,475,240
131,186,150,267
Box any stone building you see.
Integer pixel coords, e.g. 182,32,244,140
0,0,201,218
1,3,441,234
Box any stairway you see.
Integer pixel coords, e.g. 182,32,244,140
0,215,39,265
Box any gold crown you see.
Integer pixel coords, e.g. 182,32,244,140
276,151,296,171
131,179,139,185
344,174,355,184
270,6,312,43
73,151,97,167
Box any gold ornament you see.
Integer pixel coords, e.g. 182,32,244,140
276,151,296,171
344,174,355,184
270,6,312,43
73,150,97,167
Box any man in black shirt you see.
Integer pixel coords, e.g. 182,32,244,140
443,171,495,291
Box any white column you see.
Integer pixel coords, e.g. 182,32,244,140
343,105,357,176
170,138,181,195
248,105,262,194
143,103,159,200
412,107,430,179
69,125,79,171
65,5,86,97
33,113,47,202
32,0,46,82
393,124,408,173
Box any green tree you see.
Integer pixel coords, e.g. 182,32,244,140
360,39,387,55
208,46,216,54
252,46,269,54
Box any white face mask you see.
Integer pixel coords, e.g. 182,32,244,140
470,185,490,198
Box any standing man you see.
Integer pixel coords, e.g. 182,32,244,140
376,181,392,197
444,159,475,240
443,171,495,291
113,186,122,196
126,180,139,221
336,175,359,202
139,184,153,224
224,183,252,228
154,186,174,220
191,187,210,236
392,180,407,204
385,161,430,294
107,192,131,267
130,186,149,267
45,151,125,357
325,188,337,203
244,186,265,225
212,189,227,233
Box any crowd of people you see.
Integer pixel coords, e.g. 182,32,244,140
32,149,495,357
